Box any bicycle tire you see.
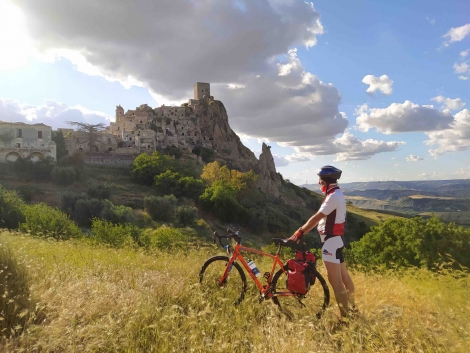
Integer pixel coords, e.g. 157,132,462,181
271,265,330,319
199,256,247,307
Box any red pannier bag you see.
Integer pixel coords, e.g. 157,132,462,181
286,259,310,295
295,250,316,263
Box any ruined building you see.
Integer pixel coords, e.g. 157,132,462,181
0,122,56,162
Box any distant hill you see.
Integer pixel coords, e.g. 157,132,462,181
301,179,470,226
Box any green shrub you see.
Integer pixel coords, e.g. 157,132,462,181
132,152,173,185
100,200,135,224
20,203,82,240
199,181,241,222
144,195,177,222
73,198,105,227
349,215,470,270
0,186,25,229
90,219,137,247
87,183,112,200
60,191,87,215
164,146,182,159
15,185,43,202
51,166,77,185
176,206,198,226
0,244,32,338
141,227,188,251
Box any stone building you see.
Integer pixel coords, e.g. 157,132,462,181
0,121,56,162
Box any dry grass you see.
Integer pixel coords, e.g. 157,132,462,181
1,231,468,352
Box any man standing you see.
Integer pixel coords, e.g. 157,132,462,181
287,165,356,318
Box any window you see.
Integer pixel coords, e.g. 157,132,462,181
66,150,69,155
16,143,21,148
16,129,22,138
38,131,43,139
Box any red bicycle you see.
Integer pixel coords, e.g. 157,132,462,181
199,229,330,318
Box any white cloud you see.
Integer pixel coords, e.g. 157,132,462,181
406,155,424,162
426,17,435,25
362,74,393,95
461,49,470,57
0,97,111,129
426,109,470,156
459,76,469,80
216,50,349,148
454,62,469,74
272,154,289,167
13,0,324,101
431,96,466,110
356,101,454,134
285,153,315,163
295,132,405,161
443,23,470,46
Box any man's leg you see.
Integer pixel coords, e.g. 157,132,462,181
324,261,349,317
340,263,355,309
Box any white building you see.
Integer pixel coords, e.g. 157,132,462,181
0,121,56,162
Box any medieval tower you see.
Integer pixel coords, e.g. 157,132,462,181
194,82,210,100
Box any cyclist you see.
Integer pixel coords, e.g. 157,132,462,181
287,165,356,318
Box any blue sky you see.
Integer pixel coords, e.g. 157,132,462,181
0,0,469,184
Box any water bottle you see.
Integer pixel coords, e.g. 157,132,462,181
247,259,261,277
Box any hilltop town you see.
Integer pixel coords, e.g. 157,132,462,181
0,83,284,198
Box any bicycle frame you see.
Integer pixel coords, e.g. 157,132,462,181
219,242,296,299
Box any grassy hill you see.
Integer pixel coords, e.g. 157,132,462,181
1,231,468,352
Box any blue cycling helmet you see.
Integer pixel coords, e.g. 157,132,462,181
317,165,342,180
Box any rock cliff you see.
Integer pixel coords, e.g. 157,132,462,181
200,99,284,200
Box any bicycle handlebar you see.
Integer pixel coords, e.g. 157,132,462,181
213,230,293,254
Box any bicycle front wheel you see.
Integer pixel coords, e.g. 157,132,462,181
199,256,247,307
271,266,330,319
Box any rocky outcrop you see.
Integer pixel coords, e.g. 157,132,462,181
200,100,258,171
256,143,282,198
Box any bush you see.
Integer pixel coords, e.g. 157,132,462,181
141,227,188,251
73,198,105,227
15,185,43,202
144,195,177,222
0,186,25,229
100,200,135,224
60,191,87,215
164,146,182,159
349,215,470,270
199,181,241,223
177,206,198,226
91,219,138,247
87,183,112,200
132,152,173,185
51,166,77,185
0,244,32,338
20,203,82,240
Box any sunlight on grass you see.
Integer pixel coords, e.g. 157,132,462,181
1,230,468,352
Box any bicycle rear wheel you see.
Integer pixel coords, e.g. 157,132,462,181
271,266,330,319
199,256,247,307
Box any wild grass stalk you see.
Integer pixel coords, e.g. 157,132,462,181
1,231,468,352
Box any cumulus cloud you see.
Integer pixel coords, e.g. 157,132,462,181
443,23,470,46
406,155,424,162
461,49,470,57
459,76,469,80
13,0,324,101
0,98,111,129
362,75,393,95
10,0,407,161
216,50,348,147
431,96,466,110
454,62,469,74
295,132,405,161
426,109,470,156
356,101,454,134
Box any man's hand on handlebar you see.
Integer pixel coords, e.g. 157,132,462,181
286,227,304,244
